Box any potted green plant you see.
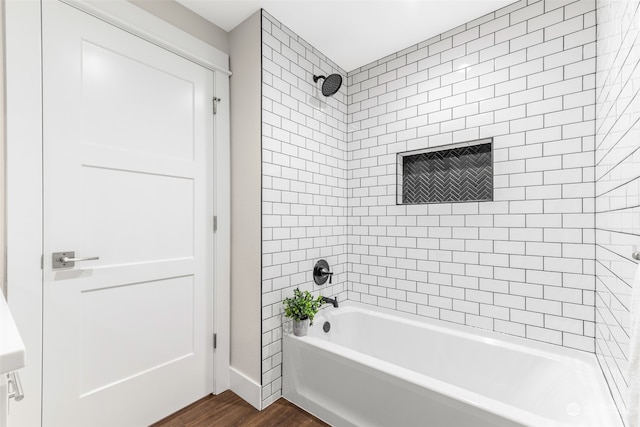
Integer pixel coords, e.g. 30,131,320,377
283,288,324,336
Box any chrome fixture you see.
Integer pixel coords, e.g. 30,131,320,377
313,259,333,285
313,73,342,97
321,296,338,308
7,371,24,401
52,251,100,268
633,251,640,261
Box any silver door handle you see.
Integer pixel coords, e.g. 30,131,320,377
59,256,99,263
52,251,99,268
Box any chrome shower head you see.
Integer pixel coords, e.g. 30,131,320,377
313,73,342,97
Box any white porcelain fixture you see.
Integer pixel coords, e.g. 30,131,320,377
0,294,25,375
283,302,622,427
1,293,26,427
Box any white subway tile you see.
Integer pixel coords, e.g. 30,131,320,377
467,34,496,53
528,97,564,116
527,68,564,88
526,297,562,315
511,59,544,80
547,255,586,277
510,1,544,24
563,332,594,352
496,319,527,336
496,77,527,96
453,26,480,46
512,309,544,326
495,293,526,309
479,95,510,112
511,281,543,298
527,325,562,345
496,21,528,43
545,285,583,303
440,309,466,324
429,38,453,56
442,46,468,64
564,120,594,138
546,107,584,127
564,27,596,49
528,8,564,32
543,228,583,243
479,14,509,36
511,30,544,52
510,87,544,105
563,302,595,321
467,314,494,329
496,0,527,17
545,16,584,41
511,115,545,132
468,86,496,103
527,38,564,60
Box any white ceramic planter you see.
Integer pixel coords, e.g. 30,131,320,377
293,318,310,336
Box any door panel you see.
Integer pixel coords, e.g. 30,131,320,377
81,41,196,160
41,2,214,426
79,276,195,396
80,167,194,264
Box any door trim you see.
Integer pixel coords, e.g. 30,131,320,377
59,0,231,76
5,1,231,425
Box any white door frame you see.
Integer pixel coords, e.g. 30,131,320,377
4,1,231,425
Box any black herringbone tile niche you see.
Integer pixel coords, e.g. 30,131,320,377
402,142,492,204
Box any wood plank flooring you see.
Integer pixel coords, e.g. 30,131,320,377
151,390,329,427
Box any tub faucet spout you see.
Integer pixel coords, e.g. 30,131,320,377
322,296,338,308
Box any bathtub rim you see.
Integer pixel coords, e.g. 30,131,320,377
287,301,622,427
313,301,599,366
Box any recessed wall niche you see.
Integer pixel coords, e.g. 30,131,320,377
397,139,493,205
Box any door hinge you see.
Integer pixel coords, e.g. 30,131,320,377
213,216,217,232
213,97,221,115
213,333,217,349
41,254,44,270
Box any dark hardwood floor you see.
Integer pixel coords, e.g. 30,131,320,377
151,390,329,427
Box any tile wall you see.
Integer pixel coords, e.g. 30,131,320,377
595,0,640,422
260,11,348,407
347,0,598,351
259,0,639,410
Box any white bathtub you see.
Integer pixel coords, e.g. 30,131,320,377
283,302,622,427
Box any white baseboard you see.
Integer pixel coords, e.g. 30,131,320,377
229,367,262,410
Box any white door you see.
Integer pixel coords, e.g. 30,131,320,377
41,2,215,426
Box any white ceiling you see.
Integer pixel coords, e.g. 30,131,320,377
176,0,517,72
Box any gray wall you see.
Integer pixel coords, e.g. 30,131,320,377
128,0,229,54
595,0,640,422
229,10,262,386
